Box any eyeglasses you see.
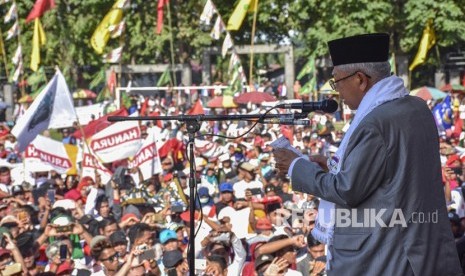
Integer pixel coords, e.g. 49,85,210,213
101,252,118,262
329,71,371,90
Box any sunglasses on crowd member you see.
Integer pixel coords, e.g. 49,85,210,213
100,252,119,263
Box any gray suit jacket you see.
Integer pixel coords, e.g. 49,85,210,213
292,96,462,275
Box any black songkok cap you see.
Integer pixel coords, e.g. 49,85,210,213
328,33,390,66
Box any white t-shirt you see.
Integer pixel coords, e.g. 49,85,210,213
233,180,263,199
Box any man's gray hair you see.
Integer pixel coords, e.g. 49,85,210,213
337,61,391,83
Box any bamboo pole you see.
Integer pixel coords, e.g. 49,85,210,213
166,1,176,87
248,0,259,90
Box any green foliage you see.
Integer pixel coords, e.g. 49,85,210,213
0,0,462,89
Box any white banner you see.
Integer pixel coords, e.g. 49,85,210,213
90,120,142,163
24,135,78,174
128,127,162,181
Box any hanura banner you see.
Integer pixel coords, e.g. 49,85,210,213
128,127,162,181
90,120,142,163
81,147,113,184
25,135,78,174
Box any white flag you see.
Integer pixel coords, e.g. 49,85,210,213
6,21,19,40
12,60,22,82
200,0,215,25
128,127,162,181
24,135,78,174
229,52,240,71
210,16,225,40
222,33,233,57
102,46,123,63
115,0,130,9
109,21,125,38
11,69,78,152
90,119,142,163
12,44,21,65
4,3,16,23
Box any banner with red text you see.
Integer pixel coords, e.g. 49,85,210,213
25,135,78,174
90,120,142,163
128,127,162,181
81,146,113,184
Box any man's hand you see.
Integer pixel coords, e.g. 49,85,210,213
309,155,329,172
272,148,299,175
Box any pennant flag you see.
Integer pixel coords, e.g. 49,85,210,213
433,95,453,132
128,127,162,181
299,76,316,95
187,99,205,115
30,18,46,71
4,3,17,23
227,0,257,31
6,21,19,40
222,33,233,57
11,60,22,82
200,0,215,25
389,53,396,75
11,70,78,152
109,20,125,38
90,119,142,163
210,16,225,40
90,0,127,54
297,58,315,80
26,0,56,23
81,146,113,184
25,135,78,174
409,19,436,72
156,0,169,34
157,68,171,86
102,46,123,63
12,44,21,65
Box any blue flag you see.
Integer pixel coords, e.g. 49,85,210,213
433,95,453,133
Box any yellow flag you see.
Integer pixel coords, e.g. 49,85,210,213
227,0,257,31
30,18,46,72
90,0,126,54
64,143,79,175
409,19,436,72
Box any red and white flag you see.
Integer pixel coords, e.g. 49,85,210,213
90,119,142,163
102,46,123,63
210,16,224,40
128,127,162,181
109,20,125,38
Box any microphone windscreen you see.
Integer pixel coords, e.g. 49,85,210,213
323,100,339,113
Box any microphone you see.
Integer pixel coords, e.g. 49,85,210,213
276,99,338,113
261,117,310,126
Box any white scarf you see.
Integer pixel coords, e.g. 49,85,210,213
311,75,409,269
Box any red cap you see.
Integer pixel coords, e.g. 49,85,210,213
180,210,200,222
163,173,173,182
64,189,82,201
255,218,273,230
0,248,10,257
121,213,140,223
56,261,73,275
447,154,461,167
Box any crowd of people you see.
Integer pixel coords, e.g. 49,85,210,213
0,55,463,276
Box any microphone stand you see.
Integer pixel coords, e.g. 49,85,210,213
108,111,308,275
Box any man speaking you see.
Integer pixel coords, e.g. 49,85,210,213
274,33,462,275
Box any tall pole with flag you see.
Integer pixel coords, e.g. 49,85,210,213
248,0,258,91
408,19,436,88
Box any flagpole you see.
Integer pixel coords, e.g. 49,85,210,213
13,1,25,97
248,0,259,91
166,0,176,87
0,26,9,80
